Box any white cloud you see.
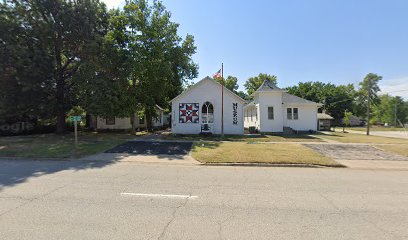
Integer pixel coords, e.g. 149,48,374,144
101,0,125,9
380,77,408,99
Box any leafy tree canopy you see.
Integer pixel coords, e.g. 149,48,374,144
244,73,277,96
286,81,356,122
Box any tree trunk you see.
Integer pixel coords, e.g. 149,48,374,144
146,110,153,132
55,41,66,134
131,113,137,134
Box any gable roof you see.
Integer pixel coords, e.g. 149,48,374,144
169,76,246,103
155,104,164,111
252,79,285,96
282,93,322,106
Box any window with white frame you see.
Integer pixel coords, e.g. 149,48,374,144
268,107,274,120
287,108,299,120
287,108,292,120
202,101,214,124
293,108,299,120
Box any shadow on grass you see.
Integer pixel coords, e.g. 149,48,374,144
166,133,323,142
315,132,345,138
104,141,194,161
191,141,221,151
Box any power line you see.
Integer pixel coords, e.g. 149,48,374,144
383,89,408,93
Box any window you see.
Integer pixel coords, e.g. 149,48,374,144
287,108,292,120
287,108,299,120
106,117,115,125
268,107,274,120
293,108,299,120
202,102,214,124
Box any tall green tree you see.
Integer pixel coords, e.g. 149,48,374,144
0,2,55,123
287,82,356,122
0,0,109,133
372,95,408,126
73,10,135,121
359,73,382,134
244,73,277,95
106,0,197,131
214,75,239,92
359,73,382,104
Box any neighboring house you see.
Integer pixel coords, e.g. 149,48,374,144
244,80,321,133
170,76,246,135
96,105,165,130
349,115,363,126
317,111,334,131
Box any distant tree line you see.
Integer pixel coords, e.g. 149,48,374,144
217,73,408,126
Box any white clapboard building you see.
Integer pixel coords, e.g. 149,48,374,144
170,76,246,135
244,79,322,133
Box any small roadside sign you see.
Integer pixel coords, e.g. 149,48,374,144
70,116,81,146
70,116,81,122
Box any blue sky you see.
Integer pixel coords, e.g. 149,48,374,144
102,0,408,98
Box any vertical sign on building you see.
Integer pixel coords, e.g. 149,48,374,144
232,103,238,125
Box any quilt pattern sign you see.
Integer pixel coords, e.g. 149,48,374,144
179,103,199,123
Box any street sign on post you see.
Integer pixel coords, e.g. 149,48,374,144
70,116,81,146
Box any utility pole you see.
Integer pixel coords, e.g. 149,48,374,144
366,78,371,135
221,63,224,138
394,102,398,127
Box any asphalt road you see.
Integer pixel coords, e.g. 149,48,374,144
1,160,408,240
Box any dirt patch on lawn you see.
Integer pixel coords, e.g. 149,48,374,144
304,144,408,161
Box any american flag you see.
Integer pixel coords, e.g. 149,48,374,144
213,69,221,79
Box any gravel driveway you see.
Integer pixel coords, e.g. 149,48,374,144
304,144,408,161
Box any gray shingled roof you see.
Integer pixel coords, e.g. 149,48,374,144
317,113,334,120
255,79,283,92
282,93,320,105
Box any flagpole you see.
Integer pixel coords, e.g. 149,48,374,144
221,63,224,137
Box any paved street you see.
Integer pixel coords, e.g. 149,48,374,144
346,130,408,139
1,160,408,240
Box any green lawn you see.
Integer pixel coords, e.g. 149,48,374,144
0,132,139,158
163,133,323,142
320,132,408,144
191,141,343,167
376,145,408,157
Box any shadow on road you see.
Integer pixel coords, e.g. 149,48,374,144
0,158,119,191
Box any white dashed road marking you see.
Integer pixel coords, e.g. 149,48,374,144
120,192,198,199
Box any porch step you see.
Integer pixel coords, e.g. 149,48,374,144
283,126,295,135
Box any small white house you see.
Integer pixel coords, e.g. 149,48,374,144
170,76,246,135
96,105,166,130
244,80,321,133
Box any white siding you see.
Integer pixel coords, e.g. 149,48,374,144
282,105,318,131
244,91,319,132
257,92,284,132
96,109,165,130
97,117,133,129
171,78,244,135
